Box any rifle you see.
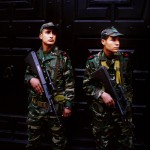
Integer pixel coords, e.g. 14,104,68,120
25,50,62,126
91,66,134,135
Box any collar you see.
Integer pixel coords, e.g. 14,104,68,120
37,46,59,62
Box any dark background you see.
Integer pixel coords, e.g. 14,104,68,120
0,0,149,149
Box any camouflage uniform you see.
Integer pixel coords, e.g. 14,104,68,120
24,46,75,150
83,50,135,150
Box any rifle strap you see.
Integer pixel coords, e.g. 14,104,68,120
53,47,60,85
114,60,122,84
101,60,122,84
101,61,109,69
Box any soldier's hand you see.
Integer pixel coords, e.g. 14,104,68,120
101,92,115,107
62,107,72,118
30,77,43,95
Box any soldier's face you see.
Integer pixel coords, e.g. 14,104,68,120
101,36,120,53
39,29,56,46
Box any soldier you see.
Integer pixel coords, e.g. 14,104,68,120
83,26,135,150
24,22,75,150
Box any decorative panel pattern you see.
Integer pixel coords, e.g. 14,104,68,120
0,0,61,49
0,0,149,149
62,0,150,49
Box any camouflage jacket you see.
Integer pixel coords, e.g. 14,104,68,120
83,50,133,103
24,46,75,108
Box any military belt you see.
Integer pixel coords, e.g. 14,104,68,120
32,98,49,109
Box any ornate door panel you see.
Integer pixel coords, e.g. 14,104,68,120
0,0,149,149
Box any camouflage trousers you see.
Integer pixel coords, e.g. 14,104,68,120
26,102,67,150
90,101,135,150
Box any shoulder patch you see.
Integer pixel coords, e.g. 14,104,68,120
88,55,94,59
123,52,129,57
61,51,70,59
62,51,67,55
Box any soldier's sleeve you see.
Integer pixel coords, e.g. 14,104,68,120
83,55,103,101
62,52,75,108
121,52,133,102
24,65,37,87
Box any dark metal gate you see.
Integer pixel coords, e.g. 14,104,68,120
0,0,149,149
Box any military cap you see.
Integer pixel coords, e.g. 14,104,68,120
40,22,58,33
101,26,123,39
